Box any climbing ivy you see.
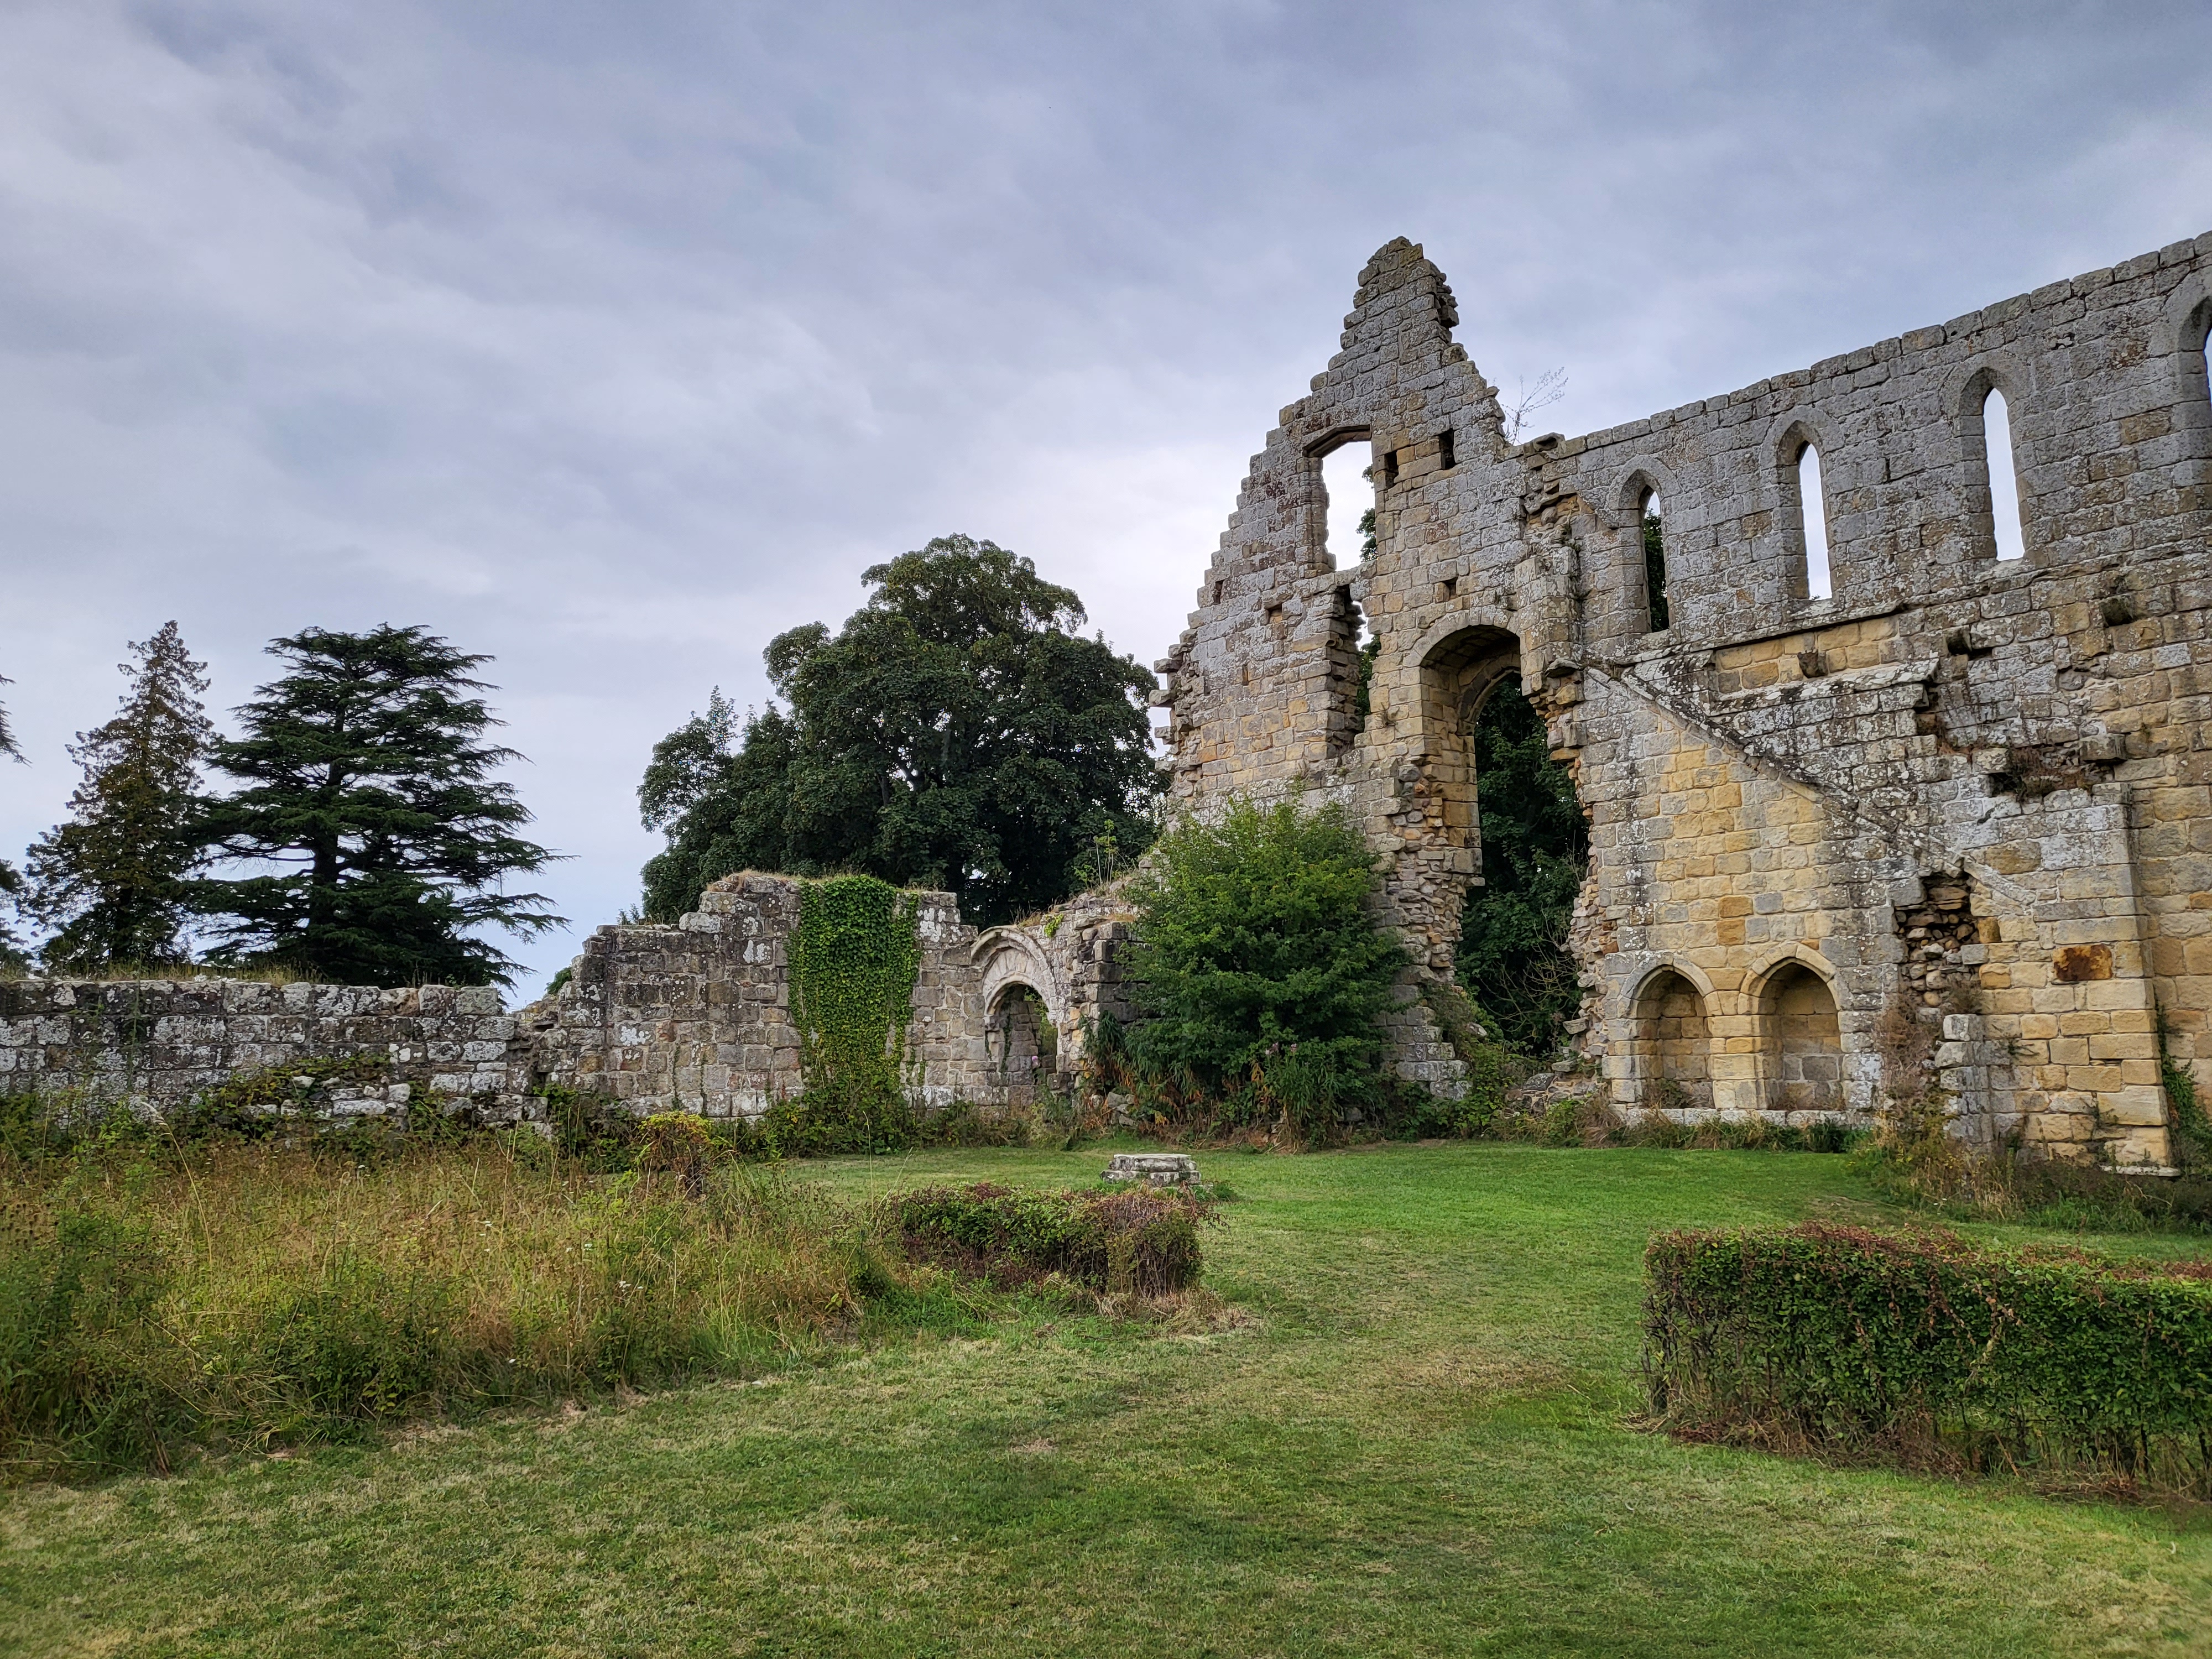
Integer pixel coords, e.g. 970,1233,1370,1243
790,874,922,1102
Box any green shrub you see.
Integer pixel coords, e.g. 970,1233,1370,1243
758,1084,918,1157
1119,797,1407,1139
894,1182,1206,1295
1643,1223,2212,1494
535,1083,638,1166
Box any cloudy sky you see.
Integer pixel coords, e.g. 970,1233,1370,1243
3,0,2209,993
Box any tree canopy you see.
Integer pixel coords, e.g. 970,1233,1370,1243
185,625,560,987
23,623,213,973
640,535,1160,927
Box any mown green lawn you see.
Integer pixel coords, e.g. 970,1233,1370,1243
3,1144,2208,1657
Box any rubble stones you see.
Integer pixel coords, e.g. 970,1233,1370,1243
1103,1152,1201,1186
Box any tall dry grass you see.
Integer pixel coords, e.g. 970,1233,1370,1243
0,1143,909,1479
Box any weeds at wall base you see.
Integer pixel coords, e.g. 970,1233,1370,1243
1857,1087,2212,1234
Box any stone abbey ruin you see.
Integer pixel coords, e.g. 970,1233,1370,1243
7,231,2212,1167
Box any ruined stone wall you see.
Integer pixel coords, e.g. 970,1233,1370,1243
518,872,999,1116
1156,231,2212,1165
14,236,2206,1165
0,978,518,1120
0,873,1067,1123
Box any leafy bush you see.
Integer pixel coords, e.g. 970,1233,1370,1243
1643,1223,2212,1495
894,1182,1206,1295
1119,797,1406,1138
757,1086,918,1157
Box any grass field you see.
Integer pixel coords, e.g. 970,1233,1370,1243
4,1143,2209,1657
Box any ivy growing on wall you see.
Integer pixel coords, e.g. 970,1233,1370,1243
790,874,922,1102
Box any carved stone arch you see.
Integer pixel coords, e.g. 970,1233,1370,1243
970,927,1066,1029
1764,410,1842,605
1610,456,1678,520
1611,458,1677,639
972,927,1068,1105
1386,617,1527,901
2158,269,2212,361
1626,954,1718,1008
1938,353,2037,567
1746,948,1844,1115
1410,615,1524,749
1941,349,2033,424
2160,273,2212,457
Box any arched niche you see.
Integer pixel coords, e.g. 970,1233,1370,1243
1755,959,1843,1114
971,926,1066,1028
1629,965,1713,1110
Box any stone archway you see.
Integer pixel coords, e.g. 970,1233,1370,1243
1415,623,1525,870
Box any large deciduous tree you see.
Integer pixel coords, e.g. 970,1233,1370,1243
640,536,1160,927
23,623,214,973
186,625,560,987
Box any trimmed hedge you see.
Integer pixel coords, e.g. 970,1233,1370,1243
894,1183,1205,1295
1643,1223,2212,1493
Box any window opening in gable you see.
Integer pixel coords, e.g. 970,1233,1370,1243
1983,389,2026,562
1439,428,1456,471
2198,300,2211,422
1322,441,1376,567
1794,442,1834,601
1383,448,1401,487
1640,487,1670,632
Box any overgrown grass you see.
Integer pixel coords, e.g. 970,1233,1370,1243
8,1146,2204,1656
0,1142,966,1480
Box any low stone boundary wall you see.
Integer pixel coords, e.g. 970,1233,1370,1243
0,978,519,1119
0,872,1122,1124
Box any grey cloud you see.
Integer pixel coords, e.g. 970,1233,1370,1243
3,0,2209,989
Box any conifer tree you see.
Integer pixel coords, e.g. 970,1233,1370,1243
0,670,20,762
23,624,213,973
185,625,560,987
0,671,24,969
